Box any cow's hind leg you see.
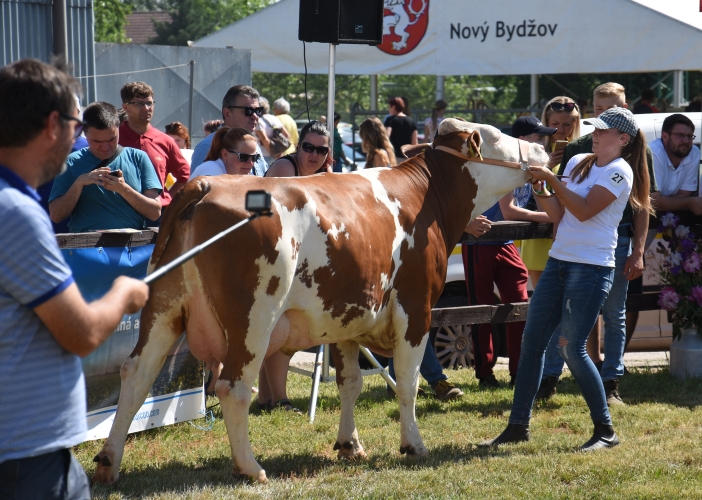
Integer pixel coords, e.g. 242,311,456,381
330,342,367,459
394,333,429,457
92,302,182,484
216,344,269,483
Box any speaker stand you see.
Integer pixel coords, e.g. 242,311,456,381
326,44,336,136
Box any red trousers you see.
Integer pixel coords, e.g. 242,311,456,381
462,243,528,378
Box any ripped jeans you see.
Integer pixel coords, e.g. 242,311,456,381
509,257,614,426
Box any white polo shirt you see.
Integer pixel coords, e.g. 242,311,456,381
650,138,700,196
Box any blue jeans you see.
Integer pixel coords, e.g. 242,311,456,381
0,448,90,500
510,258,614,426
542,236,631,381
388,339,447,387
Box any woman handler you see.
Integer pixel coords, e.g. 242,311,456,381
482,107,652,451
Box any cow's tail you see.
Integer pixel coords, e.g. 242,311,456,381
148,178,212,271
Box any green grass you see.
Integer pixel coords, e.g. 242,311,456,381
75,366,702,499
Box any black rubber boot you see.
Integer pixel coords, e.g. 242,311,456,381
479,423,530,447
579,423,620,451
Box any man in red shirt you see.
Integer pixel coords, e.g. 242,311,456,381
118,82,190,222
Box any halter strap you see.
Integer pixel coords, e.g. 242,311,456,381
434,140,531,171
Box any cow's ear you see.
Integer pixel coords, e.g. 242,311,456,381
463,130,482,157
401,143,432,159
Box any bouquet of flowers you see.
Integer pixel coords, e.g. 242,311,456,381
655,213,702,339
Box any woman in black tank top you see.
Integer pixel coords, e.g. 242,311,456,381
257,121,332,412
265,121,332,178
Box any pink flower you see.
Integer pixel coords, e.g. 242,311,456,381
683,253,701,273
689,287,702,307
658,286,681,311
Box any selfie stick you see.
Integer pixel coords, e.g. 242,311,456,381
143,190,272,286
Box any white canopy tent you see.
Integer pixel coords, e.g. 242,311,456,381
195,0,702,76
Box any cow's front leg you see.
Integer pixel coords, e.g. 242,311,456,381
393,333,429,457
330,342,366,460
93,306,181,484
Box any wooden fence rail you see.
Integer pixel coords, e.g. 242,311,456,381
56,212,698,328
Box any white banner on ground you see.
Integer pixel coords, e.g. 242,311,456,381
85,388,205,441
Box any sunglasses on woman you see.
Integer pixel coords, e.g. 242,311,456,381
547,102,578,113
300,142,330,155
226,105,264,117
226,150,261,163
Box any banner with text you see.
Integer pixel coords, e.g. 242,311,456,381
62,245,204,440
196,0,702,75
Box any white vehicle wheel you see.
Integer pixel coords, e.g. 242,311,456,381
433,323,474,370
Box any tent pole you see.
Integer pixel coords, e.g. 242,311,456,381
673,70,685,109
327,44,336,126
436,75,445,101
530,74,539,113
370,74,378,112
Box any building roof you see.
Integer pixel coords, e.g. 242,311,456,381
125,11,172,44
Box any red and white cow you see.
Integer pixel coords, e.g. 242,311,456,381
92,119,549,484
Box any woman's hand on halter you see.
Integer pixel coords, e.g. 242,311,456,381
528,165,556,183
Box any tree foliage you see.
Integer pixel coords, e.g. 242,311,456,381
150,0,275,46
94,0,133,43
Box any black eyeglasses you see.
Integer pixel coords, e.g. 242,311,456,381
226,150,261,163
670,132,696,141
300,142,330,155
227,106,264,117
59,112,87,139
547,102,577,113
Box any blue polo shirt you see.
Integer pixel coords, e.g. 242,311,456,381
49,147,162,233
0,165,86,462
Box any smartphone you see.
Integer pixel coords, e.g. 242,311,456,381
108,170,122,177
554,140,568,151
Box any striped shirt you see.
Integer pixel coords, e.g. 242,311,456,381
0,166,86,462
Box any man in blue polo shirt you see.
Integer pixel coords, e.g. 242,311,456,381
0,59,149,499
49,101,162,232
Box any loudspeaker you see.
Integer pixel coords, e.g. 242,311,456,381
298,0,384,45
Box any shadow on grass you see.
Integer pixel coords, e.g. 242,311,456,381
91,443,541,498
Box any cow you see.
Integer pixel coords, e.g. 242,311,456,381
92,119,550,484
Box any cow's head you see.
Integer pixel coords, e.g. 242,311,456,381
434,118,550,220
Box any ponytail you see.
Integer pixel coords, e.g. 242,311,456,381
623,129,653,215
204,126,231,161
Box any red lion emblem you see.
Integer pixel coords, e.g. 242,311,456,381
377,0,429,56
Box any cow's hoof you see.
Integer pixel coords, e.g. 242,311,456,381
400,445,428,457
92,463,119,484
232,467,267,484
333,441,367,460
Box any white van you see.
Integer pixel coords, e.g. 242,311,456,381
434,113,702,368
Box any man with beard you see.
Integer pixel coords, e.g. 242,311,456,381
0,59,149,499
49,102,162,232
650,114,702,214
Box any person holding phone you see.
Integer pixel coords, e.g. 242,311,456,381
482,107,652,451
521,96,582,289
49,102,162,232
